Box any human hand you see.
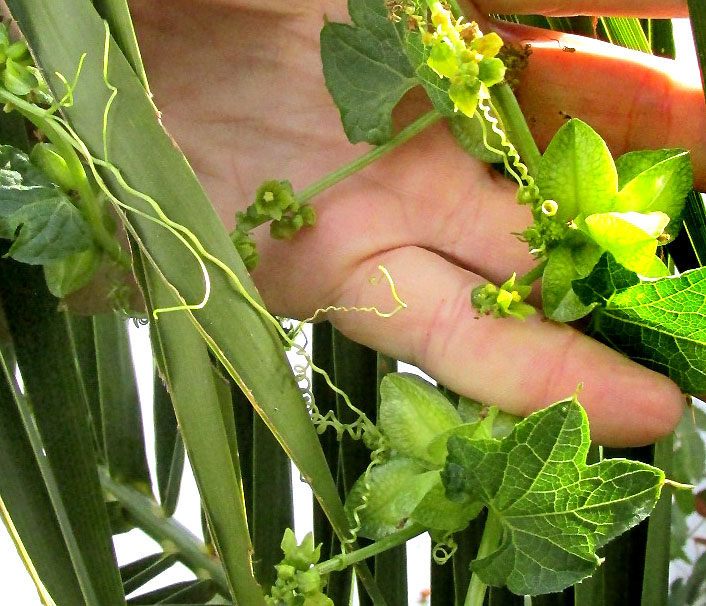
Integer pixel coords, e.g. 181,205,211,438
129,0,704,446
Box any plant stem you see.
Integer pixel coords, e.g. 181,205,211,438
0,90,132,270
295,110,441,204
316,525,425,575
97,467,230,594
464,509,503,606
516,259,548,286
489,84,541,177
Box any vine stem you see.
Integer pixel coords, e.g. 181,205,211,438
464,510,504,606
98,467,230,595
295,110,441,204
516,259,548,286
488,84,541,178
316,525,424,575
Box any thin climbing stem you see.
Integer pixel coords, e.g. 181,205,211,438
464,509,503,606
295,110,441,204
489,84,542,177
317,525,425,575
98,467,230,594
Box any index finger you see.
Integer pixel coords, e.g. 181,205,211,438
473,0,688,18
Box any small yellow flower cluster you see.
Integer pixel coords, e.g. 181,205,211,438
422,2,506,116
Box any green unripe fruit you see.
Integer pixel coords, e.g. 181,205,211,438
31,143,79,192
478,57,506,88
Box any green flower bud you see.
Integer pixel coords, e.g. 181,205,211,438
43,246,102,298
457,60,479,79
472,32,503,58
303,594,334,606
270,217,298,240
296,569,321,595
30,143,78,192
478,57,506,88
428,38,458,79
276,564,297,581
3,57,39,96
231,231,259,270
299,205,316,227
516,186,537,205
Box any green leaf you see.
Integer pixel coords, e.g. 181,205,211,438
379,372,461,466
403,31,455,116
0,144,92,264
448,113,504,163
589,267,706,393
537,119,617,222
442,398,664,595
94,312,152,492
615,148,686,188
457,398,520,439
613,149,692,236
542,239,601,321
345,457,438,539
583,211,670,276
320,3,416,144
572,252,640,305
410,474,484,532
43,245,102,298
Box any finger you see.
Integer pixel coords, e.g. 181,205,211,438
474,0,687,18
252,120,537,318
328,245,683,446
491,21,706,190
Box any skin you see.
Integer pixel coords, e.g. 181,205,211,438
128,0,704,445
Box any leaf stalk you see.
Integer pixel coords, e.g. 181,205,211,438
464,509,503,606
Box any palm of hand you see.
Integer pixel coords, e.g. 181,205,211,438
130,0,686,446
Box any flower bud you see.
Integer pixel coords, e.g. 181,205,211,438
31,142,78,192
3,57,39,96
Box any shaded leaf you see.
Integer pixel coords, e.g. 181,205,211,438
403,31,455,115
442,399,664,595
0,144,92,264
589,266,706,392
572,251,640,305
320,6,416,144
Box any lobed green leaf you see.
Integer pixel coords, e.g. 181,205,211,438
442,399,664,595
320,15,416,144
